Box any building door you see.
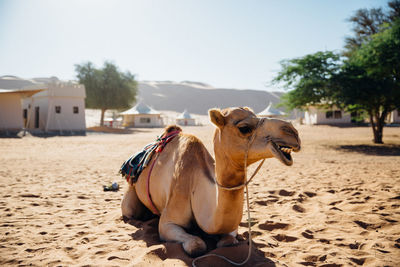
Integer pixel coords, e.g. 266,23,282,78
23,109,28,127
35,107,40,128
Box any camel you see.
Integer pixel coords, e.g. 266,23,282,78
121,107,301,256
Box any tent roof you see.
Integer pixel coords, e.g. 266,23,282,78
120,102,160,115
257,102,285,116
177,110,193,119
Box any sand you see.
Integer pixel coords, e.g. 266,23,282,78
0,124,399,266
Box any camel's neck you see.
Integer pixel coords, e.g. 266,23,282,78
207,131,246,233
214,148,245,188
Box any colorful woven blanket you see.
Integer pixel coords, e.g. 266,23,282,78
119,128,181,184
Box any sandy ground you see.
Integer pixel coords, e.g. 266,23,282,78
0,124,399,266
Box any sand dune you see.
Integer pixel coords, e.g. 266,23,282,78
0,125,399,266
138,81,284,115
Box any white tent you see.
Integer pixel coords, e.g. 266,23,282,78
257,102,285,118
121,102,163,127
176,110,196,126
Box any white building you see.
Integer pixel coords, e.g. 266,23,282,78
176,110,196,126
0,88,44,133
0,76,86,134
22,78,86,134
389,110,400,124
121,102,163,128
257,102,285,118
304,105,351,125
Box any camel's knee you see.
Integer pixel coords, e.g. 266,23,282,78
121,185,146,219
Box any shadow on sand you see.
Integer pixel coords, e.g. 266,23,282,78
332,144,400,156
124,217,276,267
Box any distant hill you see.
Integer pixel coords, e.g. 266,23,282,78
138,81,284,115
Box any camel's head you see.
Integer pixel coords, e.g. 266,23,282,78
209,107,301,166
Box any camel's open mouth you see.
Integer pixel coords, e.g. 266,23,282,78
269,141,295,166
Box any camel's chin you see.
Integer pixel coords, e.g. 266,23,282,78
269,142,294,166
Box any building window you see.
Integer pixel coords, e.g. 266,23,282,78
334,110,342,119
55,106,61,114
23,109,28,119
73,106,79,114
140,117,151,123
326,111,333,119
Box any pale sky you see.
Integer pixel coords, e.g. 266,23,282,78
0,0,388,91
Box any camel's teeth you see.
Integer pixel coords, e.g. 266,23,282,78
280,147,292,154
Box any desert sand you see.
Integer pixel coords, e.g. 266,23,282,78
0,124,399,266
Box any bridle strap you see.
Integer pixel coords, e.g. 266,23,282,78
215,158,265,191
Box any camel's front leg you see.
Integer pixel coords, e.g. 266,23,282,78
159,215,206,257
121,184,148,220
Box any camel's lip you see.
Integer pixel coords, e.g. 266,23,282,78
269,141,294,166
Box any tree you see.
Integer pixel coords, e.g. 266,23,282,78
344,0,400,57
272,51,341,110
75,61,137,126
333,19,400,143
273,20,400,144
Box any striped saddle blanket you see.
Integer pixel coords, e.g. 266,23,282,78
119,128,181,184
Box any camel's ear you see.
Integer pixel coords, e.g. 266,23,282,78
209,108,225,128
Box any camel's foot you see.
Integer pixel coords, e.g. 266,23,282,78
182,236,207,257
217,234,239,248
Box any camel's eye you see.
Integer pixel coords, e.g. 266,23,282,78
238,125,253,134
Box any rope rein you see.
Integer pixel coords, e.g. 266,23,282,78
192,118,266,267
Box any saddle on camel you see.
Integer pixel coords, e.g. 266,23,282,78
120,107,301,257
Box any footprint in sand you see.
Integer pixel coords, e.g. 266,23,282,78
278,189,295,196
329,200,342,206
301,231,314,239
255,196,279,206
292,204,306,213
95,250,107,255
349,257,366,265
354,220,377,230
107,256,130,261
258,221,289,231
319,238,330,244
304,191,317,197
242,230,263,239
299,254,327,266
349,242,364,250
272,234,298,242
